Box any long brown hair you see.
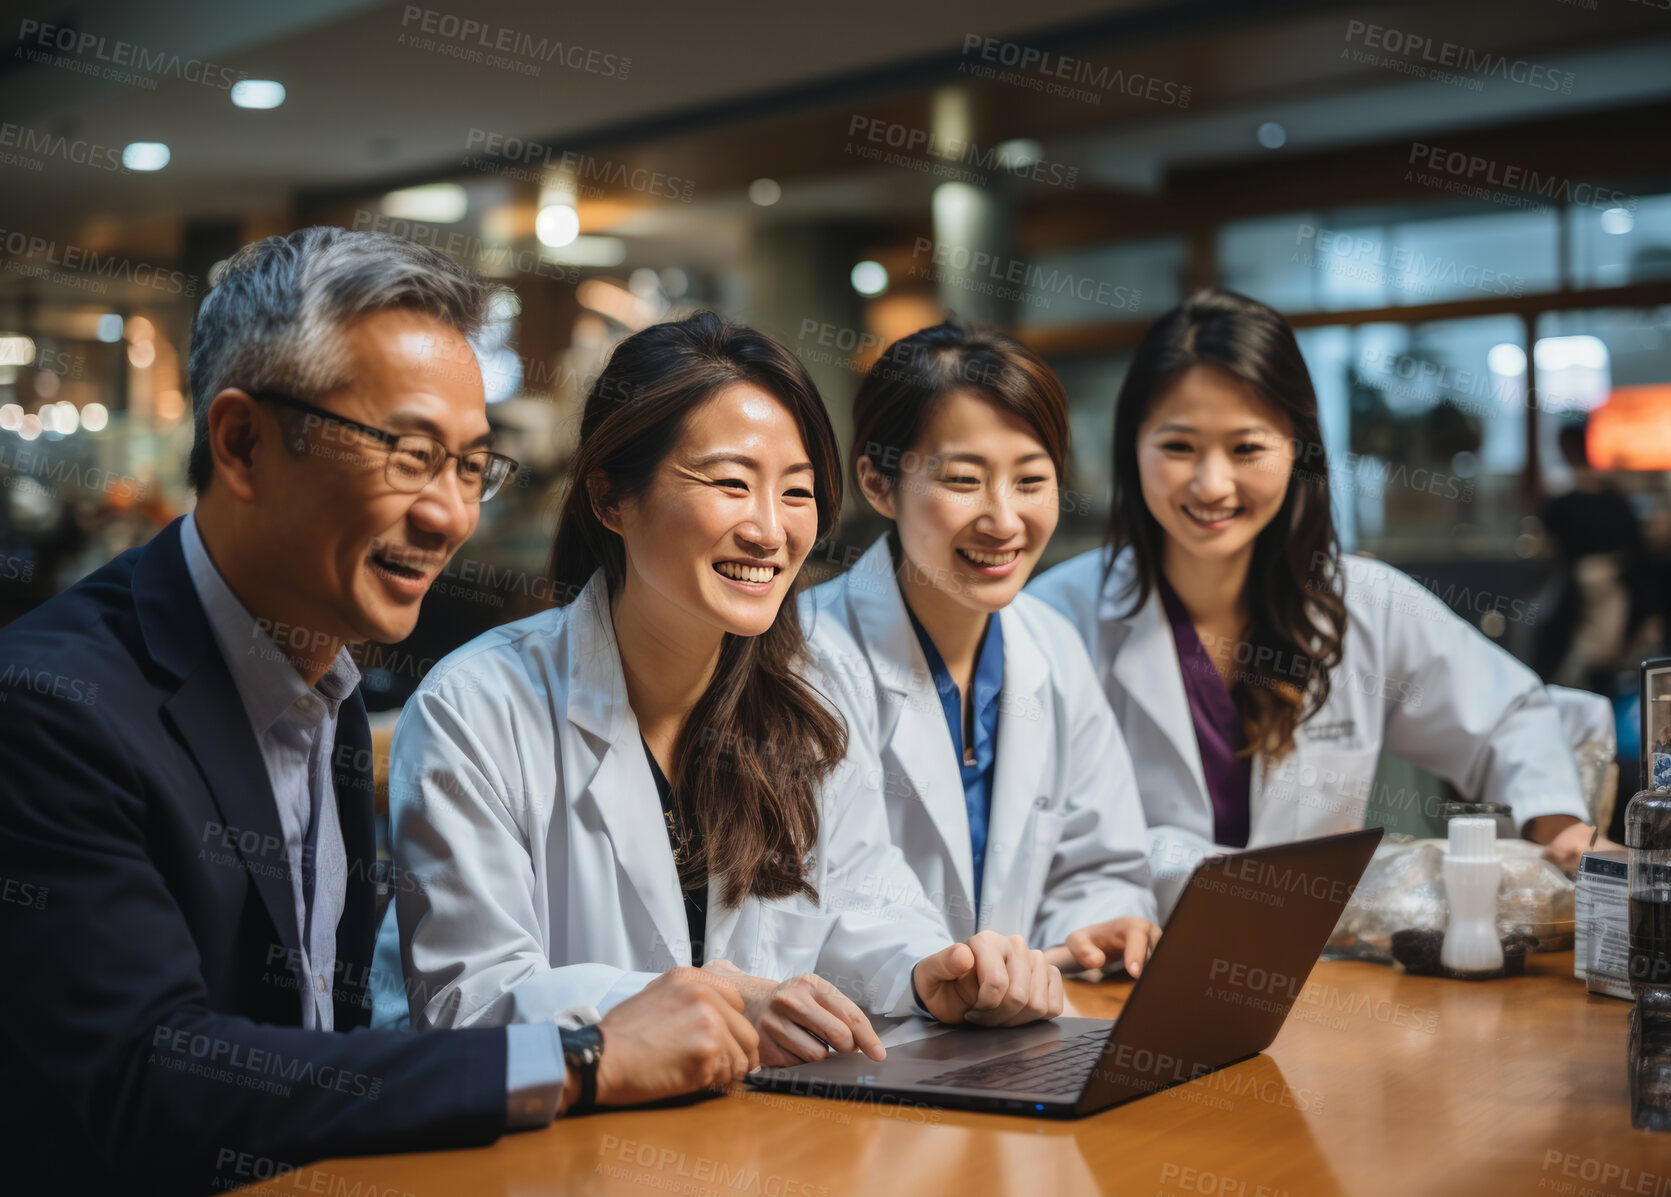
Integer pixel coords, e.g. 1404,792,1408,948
549,311,845,906
1109,288,1346,760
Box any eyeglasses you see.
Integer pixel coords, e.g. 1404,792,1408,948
248,390,520,503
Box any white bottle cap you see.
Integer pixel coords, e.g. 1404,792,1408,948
1446,815,1499,860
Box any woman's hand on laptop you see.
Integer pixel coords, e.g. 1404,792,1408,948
912,931,1064,1027
702,958,886,1067
1043,917,1162,979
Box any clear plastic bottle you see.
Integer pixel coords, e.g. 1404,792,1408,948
1625,788,1671,996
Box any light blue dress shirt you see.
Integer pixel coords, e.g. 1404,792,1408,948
181,513,355,1031
180,514,566,1125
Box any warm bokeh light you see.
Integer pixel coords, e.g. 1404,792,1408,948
1587,384,1671,470
575,279,656,329
381,184,467,223
535,204,580,248
0,335,36,366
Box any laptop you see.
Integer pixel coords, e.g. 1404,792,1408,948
748,827,1382,1118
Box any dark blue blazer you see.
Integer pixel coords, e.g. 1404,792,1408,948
0,518,509,1194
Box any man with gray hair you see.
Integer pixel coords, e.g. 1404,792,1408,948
0,227,760,1194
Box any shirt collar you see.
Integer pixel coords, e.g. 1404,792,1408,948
901,592,1005,718
179,512,361,736
971,609,1004,714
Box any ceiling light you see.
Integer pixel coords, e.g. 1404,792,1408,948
123,142,170,171
231,80,286,109
535,203,580,248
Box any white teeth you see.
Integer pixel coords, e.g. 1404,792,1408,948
715,562,775,584
1184,505,1238,523
375,557,425,579
371,545,433,572
960,548,1019,566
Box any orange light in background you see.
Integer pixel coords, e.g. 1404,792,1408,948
156,389,184,422
576,196,653,232
128,339,156,369
861,293,943,372
1588,385,1671,470
575,279,656,329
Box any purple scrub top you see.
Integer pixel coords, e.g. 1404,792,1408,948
1157,576,1252,848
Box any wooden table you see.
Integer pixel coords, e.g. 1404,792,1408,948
239,952,1665,1197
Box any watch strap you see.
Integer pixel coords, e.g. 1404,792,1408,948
559,1023,603,1113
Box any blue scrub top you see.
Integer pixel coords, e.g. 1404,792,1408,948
905,604,1004,909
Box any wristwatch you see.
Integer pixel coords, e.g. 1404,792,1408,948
559,1023,604,1114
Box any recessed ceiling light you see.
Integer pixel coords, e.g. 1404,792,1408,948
123,142,170,171
231,80,286,109
381,184,468,223
850,261,889,297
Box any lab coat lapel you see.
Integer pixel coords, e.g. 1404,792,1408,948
847,537,977,911
1105,570,1213,822
984,608,1050,915
562,572,694,965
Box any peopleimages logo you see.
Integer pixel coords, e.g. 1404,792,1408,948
462,129,694,200
959,34,1192,108
1407,143,1634,213
1294,223,1526,298
0,228,198,295
1343,19,1574,94
0,122,128,173
907,238,1141,313
846,115,1079,189
14,18,246,89
397,6,631,79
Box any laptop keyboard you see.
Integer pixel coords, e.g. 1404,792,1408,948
918,1029,1107,1092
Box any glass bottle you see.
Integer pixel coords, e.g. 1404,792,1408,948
1630,985,1671,1133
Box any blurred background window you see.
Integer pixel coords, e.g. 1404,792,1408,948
5,0,1671,838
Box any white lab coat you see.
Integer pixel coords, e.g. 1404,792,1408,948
798,535,1157,950
1027,546,1591,916
375,568,951,1031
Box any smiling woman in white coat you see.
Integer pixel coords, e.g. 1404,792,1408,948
801,319,1162,979
1028,289,1602,918
378,312,1065,1076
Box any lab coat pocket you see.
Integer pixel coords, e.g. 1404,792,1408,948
1006,806,1065,932
737,903,836,987
1264,746,1379,838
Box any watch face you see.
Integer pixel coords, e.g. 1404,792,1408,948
561,1023,603,1061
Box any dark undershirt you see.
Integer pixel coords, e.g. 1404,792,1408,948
642,737,707,965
